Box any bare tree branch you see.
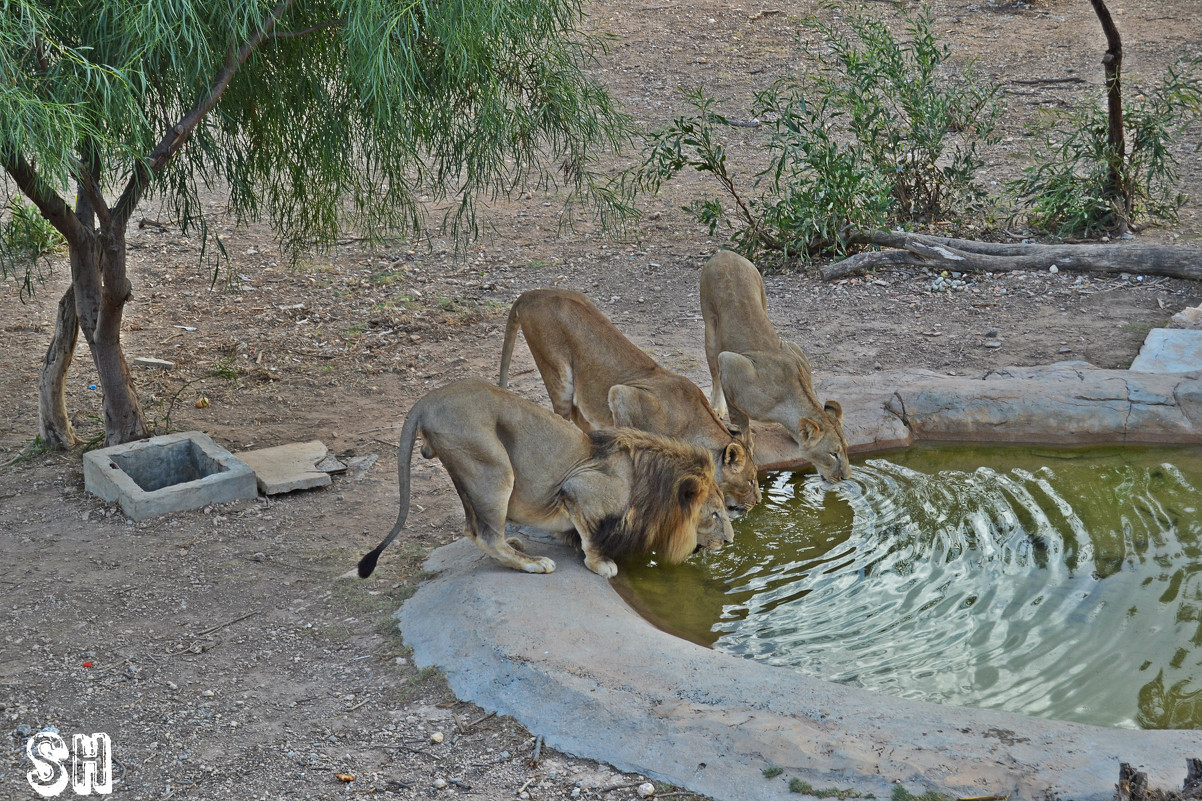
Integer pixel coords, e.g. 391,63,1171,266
111,0,300,229
1090,0,1127,225
820,230,1202,281
2,150,85,246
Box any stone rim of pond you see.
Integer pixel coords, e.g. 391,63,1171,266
399,534,1199,801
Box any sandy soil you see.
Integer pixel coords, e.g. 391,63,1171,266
3,1,1201,799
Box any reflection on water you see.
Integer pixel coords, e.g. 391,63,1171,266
616,445,1202,729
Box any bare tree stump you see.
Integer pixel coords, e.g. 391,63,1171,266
1185,758,1202,797
1118,763,1151,801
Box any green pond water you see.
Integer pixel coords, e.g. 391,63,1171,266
615,444,1202,730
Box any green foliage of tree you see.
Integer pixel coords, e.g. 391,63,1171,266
2,0,632,448
1009,57,1202,239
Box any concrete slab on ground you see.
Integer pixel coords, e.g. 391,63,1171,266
237,440,335,494
1129,328,1202,373
83,431,257,520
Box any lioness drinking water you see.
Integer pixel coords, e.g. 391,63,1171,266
498,288,761,511
700,250,851,482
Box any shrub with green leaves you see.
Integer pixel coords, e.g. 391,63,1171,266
1,197,65,294
804,4,1002,224
633,3,1002,262
1009,57,1202,238
2,197,63,257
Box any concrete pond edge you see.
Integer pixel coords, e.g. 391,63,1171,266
397,362,1202,801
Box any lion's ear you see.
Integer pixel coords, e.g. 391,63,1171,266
823,399,843,421
677,475,704,509
799,417,823,446
724,441,747,469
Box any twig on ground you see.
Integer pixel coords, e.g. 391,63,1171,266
599,782,644,794
527,734,544,767
198,611,258,637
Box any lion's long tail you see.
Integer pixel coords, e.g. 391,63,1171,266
497,298,523,389
357,404,423,578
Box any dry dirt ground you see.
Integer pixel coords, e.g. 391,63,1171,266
3,2,1202,799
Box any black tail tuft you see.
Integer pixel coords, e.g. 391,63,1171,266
357,548,382,578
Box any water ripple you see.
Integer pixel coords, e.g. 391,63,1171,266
621,444,1202,729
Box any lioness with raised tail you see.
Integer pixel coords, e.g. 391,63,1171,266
358,379,734,579
498,289,760,512
700,250,851,482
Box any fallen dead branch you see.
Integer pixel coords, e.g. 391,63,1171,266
821,231,1202,282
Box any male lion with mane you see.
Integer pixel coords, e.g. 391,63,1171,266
357,379,734,579
700,250,851,482
498,288,761,512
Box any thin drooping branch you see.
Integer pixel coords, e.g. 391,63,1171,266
820,230,1202,281
267,19,342,40
111,0,300,229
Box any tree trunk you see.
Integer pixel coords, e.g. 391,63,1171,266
82,226,146,446
1090,0,1128,228
38,284,81,450
33,152,148,449
821,230,1202,281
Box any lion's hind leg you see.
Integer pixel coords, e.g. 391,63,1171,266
452,470,556,574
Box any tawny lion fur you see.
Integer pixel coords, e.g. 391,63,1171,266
498,289,760,511
358,379,734,579
700,250,851,482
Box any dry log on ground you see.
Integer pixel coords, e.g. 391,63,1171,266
820,230,1202,281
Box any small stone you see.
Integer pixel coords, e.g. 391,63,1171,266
201,689,214,697
433,778,447,789
1049,264,1059,274
985,329,999,338
430,731,444,744
984,340,1003,349
638,782,656,798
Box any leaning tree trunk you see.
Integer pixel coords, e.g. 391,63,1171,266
89,225,147,446
37,284,81,450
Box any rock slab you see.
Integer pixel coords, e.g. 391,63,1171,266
1129,328,1202,374
237,440,333,494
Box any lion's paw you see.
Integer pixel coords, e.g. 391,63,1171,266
585,556,618,579
525,556,556,574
